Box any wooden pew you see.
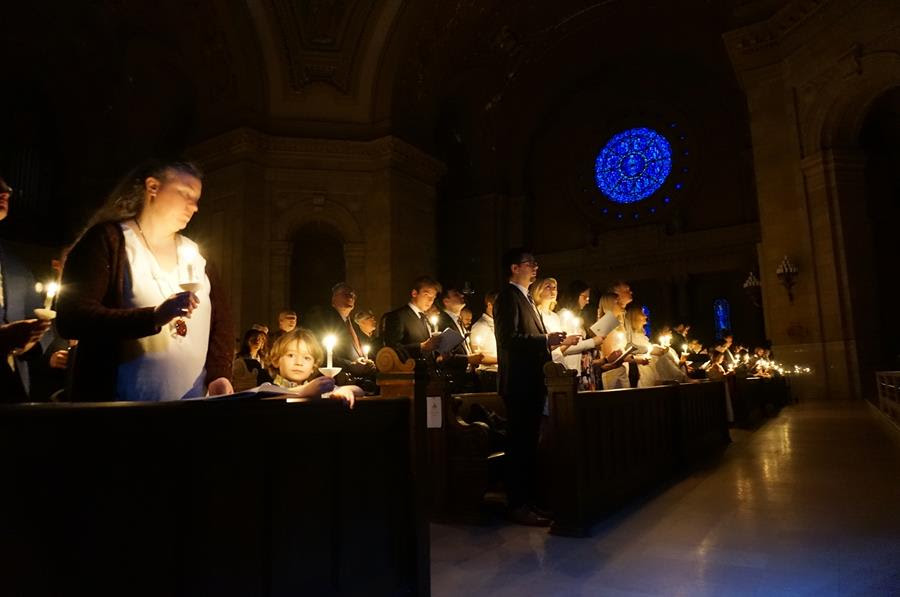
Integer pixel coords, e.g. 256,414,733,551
0,395,429,597
544,364,731,537
673,380,732,465
376,348,504,523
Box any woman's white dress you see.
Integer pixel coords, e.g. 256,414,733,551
116,224,212,401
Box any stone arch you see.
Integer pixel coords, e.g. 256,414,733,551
805,51,900,152
269,196,367,318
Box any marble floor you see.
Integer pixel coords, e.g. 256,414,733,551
430,401,900,596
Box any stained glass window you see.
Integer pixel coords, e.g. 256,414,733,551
641,305,652,337
713,299,731,339
594,127,672,204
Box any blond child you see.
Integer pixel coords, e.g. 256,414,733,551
268,328,363,407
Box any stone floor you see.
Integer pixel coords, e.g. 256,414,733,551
430,401,900,596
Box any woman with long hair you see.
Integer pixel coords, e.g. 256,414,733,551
57,159,233,401
595,292,629,390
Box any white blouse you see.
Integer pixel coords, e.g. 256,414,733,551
116,224,212,401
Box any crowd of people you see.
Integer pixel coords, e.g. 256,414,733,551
2,159,789,526
1,160,782,405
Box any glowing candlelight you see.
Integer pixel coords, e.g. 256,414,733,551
35,281,59,310
363,344,370,359
473,334,484,351
658,334,672,348
573,317,582,330
179,244,199,282
429,315,439,332
560,309,573,326
323,334,336,369
681,343,689,357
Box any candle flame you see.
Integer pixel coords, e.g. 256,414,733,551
35,282,44,293
363,344,370,356
179,244,199,262
429,315,439,327
46,282,59,299
323,334,337,350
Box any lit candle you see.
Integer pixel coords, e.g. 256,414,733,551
35,281,60,310
681,343,689,357
429,315,439,333
473,334,484,352
323,334,336,369
560,309,573,328
658,334,671,348
179,244,199,282
363,344,370,360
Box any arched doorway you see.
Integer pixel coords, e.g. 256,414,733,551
860,87,900,371
290,222,346,321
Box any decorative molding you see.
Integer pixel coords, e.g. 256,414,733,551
728,0,830,54
190,128,446,183
265,0,378,93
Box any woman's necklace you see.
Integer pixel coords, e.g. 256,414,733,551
133,218,188,337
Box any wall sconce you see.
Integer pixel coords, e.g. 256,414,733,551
742,271,761,307
775,256,798,302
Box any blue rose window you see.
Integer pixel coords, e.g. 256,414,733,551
594,127,672,204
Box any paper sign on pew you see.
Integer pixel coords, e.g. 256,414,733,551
590,311,620,338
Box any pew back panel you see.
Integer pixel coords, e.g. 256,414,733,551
0,397,427,597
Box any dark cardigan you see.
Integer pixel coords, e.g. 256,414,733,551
56,222,233,401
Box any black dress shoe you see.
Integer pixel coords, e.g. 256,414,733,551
508,506,552,527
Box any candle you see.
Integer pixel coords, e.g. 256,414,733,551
363,344,370,359
429,315,439,333
559,309,573,327
323,334,336,369
179,244,199,282
658,334,671,348
472,334,484,351
681,343,689,357
35,281,60,310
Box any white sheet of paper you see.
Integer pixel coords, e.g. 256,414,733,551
426,396,442,428
590,312,620,338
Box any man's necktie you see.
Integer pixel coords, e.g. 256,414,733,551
419,312,431,337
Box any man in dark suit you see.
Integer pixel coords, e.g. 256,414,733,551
0,175,51,402
436,287,483,391
437,287,470,356
306,283,376,378
494,248,578,526
381,276,442,360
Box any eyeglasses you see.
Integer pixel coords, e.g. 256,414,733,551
518,260,538,268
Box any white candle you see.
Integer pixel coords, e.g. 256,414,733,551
323,334,336,369
681,343,689,357
429,315,439,333
179,244,199,282
44,282,58,310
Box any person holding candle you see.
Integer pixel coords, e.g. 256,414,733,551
353,309,383,355
306,283,376,379
494,249,578,526
267,328,361,407
626,306,687,386
381,276,443,360
595,293,631,390
56,159,234,401
470,290,499,390
0,175,53,402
